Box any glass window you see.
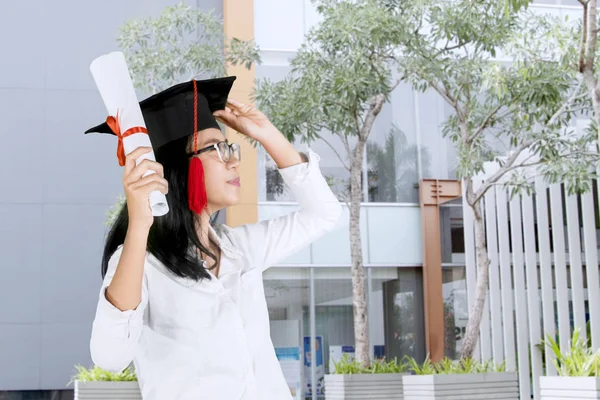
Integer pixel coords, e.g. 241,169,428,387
368,82,420,203
311,268,355,380
306,133,353,202
378,267,426,363
264,267,310,399
418,90,450,180
255,63,350,202
440,201,465,263
442,266,468,359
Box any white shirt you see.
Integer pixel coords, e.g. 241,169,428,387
90,149,343,400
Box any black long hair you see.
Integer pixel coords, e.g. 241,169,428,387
101,134,218,281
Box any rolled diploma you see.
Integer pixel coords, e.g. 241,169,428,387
90,51,168,216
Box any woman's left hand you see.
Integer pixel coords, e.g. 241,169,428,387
213,99,275,143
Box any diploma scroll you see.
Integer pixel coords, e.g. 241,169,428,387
90,52,169,217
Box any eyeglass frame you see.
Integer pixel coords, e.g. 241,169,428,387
187,141,241,163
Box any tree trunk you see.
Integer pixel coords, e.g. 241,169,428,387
582,68,600,144
581,0,600,145
460,186,491,360
349,138,370,368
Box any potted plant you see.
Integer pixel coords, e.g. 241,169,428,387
324,354,409,400
539,328,600,400
402,357,518,399
105,194,126,229
69,365,141,400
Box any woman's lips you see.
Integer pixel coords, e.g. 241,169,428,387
228,177,241,187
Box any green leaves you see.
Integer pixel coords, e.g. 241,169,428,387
398,1,600,199
256,0,403,142
69,365,137,384
118,1,259,94
543,328,600,377
105,194,126,229
332,354,509,375
407,356,508,375
332,354,410,374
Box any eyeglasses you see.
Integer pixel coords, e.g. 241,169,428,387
187,141,241,163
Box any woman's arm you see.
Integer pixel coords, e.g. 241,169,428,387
213,100,343,269
214,98,307,168
232,148,343,269
105,226,149,311
259,126,305,169
90,238,149,372
90,147,165,372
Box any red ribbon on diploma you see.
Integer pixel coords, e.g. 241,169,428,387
106,111,149,166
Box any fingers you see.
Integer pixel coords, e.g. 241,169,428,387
213,109,237,126
124,158,165,185
226,98,244,108
129,173,169,195
225,99,254,116
219,106,238,117
124,147,152,176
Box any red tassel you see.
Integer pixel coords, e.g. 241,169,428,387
188,157,207,214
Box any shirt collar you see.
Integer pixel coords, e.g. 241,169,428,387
208,224,243,260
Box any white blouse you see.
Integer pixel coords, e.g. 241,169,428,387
89,149,343,400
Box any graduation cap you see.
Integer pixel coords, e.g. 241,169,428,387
85,75,237,215
85,76,237,150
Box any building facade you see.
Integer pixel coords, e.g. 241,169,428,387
0,0,592,399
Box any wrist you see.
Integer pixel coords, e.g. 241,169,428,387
255,126,281,145
127,222,152,238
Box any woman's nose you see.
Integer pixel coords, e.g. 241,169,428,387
227,156,240,169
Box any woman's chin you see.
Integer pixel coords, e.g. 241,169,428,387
215,195,242,209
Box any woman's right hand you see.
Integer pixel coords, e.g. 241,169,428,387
122,147,169,231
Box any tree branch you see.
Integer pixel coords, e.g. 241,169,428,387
339,133,352,157
359,93,386,141
469,103,504,144
429,80,458,109
391,77,403,92
472,142,600,206
315,134,351,171
444,41,467,52
468,77,590,205
484,173,546,190
353,104,362,137
561,105,592,115
579,1,588,73
472,140,533,204
585,0,597,73
547,78,585,126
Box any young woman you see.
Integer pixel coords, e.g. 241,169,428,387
87,76,342,400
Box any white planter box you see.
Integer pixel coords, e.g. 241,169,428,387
74,381,142,400
540,376,600,400
402,372,519,400
324,373,407,400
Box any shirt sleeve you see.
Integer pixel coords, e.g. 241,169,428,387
89,245,149,372
233,149,343,270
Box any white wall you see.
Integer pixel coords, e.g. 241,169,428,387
259,203,423,266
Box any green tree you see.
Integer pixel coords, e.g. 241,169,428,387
255,0,409,367
567,0,600,351
395,0,599,359
106,2,260,225
118,1,260,94
257,0,599,366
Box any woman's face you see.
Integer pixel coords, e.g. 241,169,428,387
190,128,241,212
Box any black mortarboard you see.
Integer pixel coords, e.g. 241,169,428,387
85,76,236,149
